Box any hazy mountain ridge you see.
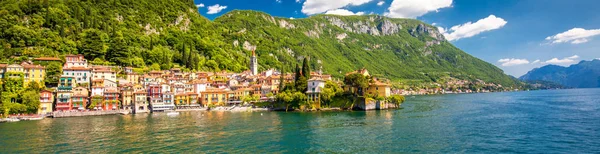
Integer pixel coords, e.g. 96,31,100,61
520,60,600,88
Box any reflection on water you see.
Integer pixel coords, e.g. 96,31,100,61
1,89,600,153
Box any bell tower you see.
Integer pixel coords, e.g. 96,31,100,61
250,49,258,75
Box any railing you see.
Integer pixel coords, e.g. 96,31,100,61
58,86,73,91
57,95,71,99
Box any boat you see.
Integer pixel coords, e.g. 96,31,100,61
166,110,179,116
4,118,20,122
119,110,130,115
21,117,44,121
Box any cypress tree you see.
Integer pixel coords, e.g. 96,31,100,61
279,65,285,91
294,63,301,83
302,57,310,80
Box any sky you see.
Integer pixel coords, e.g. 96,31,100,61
193,0,600,77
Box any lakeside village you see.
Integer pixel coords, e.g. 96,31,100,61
0,50,413,121
0,47,510,121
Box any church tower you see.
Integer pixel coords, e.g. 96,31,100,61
250,49,258,75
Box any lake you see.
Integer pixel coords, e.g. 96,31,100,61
1,89,599,153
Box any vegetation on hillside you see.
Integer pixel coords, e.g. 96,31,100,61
0,0,520,88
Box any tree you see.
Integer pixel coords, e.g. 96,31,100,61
21,90,41,113
88,96,103,110
294,63,301,84
79,29,108,60
266,92,274,101
276,91,295,111
251,94,261,102
344,73,369,95
44,62,62,86
278,65,285,91
26,81,43,92
106,31,130,66
388,94,405,108
1,102,27,116
2,72,24,93
302,57,310,79
149,63,161,71
295,76,307,93
320,80,342,105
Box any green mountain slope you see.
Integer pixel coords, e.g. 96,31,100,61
214,10,518,86
0,0,519,87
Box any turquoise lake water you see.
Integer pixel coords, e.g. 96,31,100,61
1,89,599,153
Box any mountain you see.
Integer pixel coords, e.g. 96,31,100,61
0,0,520,88
520,60,600,88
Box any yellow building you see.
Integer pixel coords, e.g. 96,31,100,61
0,63,45,88
344,68,391,98
126,73,140,84
120,85,134,110
201,87,231,106
22,64,46,88
365,80,391,98
38,90,54,114
175,94,187,106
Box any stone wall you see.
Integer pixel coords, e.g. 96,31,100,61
52,110,125,118
354,98,400,110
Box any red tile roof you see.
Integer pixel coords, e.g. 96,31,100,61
64,67,91,71
34,57,61,61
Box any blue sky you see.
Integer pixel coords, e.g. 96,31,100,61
194,0,600,77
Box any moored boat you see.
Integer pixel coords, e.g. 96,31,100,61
166,110,179,116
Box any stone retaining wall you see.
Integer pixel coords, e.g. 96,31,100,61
52,110,124,118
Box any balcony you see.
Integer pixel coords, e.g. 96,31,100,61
58,86,73,91
57,95,71,99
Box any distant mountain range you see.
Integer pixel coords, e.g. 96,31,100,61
519,60,600,88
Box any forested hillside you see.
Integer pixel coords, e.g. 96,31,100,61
0,0,520,87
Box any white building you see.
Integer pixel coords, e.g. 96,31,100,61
92,69,117,83
64,55,88,68
306,77,326,106
63,67,92,85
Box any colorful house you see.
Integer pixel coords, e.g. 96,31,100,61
133,84,149,113
38,90,54,114
120,85,134,110
103,88,120,110
71,86,89,110
201,88,231,106
22,63,45,88
56,76,76,111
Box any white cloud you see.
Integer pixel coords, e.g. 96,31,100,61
377,1,385,6
546,28,600,44
498,58,530,67
543,55,580,65
290,17,295,19
325,9,365,16
276,0,282,3
302,0,373,15
196,3,205,8
531,59,540,64
296,0,302,3
439,15,507,41
384,0,452,18
596,58,600,60
207,4,227,14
